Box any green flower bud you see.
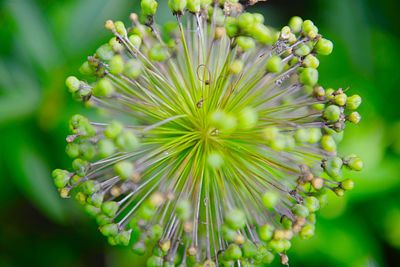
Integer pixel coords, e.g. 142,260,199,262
96,43,114,61
115,230,131,246
149,44,169,62
52,169,70,189
85,204,101,217
124,59,143,79
267,239,285,253
266,56,284,73
223,244,242,261
251,24,273,45
66,143,80,158
109,37,124,53
348,111,361,124
207,151,224,169
101,201,120,217
302,20,318,39
132,241,146,255
210,111,237,132
147,256,163,267
346,94,362,110
295,44,311,57
302,54,320,69
314,38,333,56
187,0,200,13
79,62,95,76
87,193,104,208
304,196,320,213
149,224,163,240
221,224,236,242
238,13,255,32
225,209,246,230
344,155,363,171
229,59,244,74
294,128,309,143
105,121,123,139
324,157,343,179
168,0,187,14
141,0,158,17
334,93,347,106
72,158,89,176
96,214,112,226
93,78,115,97
321,135,337,153
299,68,318,86
341,179,355,190
98,139,116,158
114,21,127,36
176,199,191,220
238,107,258,130
289,16,303,33
292,204,309,218
299,224,315,239
116,131,139,151
308,128,322,143
80,142,97,160
128,35,142,50
114,161,135,180
262,191,279,209
333,187,345,197
225,17,239,38
66,76,81,93
242,241,257,258
109,55,125,75
99,223,119,237
81,180,101,195
236,36,255,51
259,224,274,241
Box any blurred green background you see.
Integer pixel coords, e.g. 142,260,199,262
0,0,399,266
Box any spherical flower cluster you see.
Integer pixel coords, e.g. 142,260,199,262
53,0,363,266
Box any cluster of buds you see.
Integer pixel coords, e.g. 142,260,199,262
53,0,363,266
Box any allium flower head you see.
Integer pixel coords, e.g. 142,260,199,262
53,0,363,266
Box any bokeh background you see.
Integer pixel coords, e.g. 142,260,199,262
1,0,399,266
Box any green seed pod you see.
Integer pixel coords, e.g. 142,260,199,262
221,225,236,242
66,76,81,93
238,107,258,130
93,78,115,97
132,241,146,255
302,20,318,39
79,61,95,76
80,142,97,160
87,193,104,208
304,196,320,213
85,204,101,217
66,143,80,158
324,157,343,179
237,36,256,51
210,111,237,132
341,179,355,190
115,230,131,246
52,169,70,189
114,161,135,180
225,209,246,230
299,68,318,86
251,24,273,45
333,187,345,197
289,16,303,33
109,55,125,75
321,135,337,153
302,54,320,69
262,191,279,209
104,121,123,139
109,37,124,53
346,94,362,110
266,55,284,73
267,239,285,253
308,128,322,143
187,0,200,13
176,199,191,220
292,204,309,218
101,201,120,218
116,131,139,151
141,0,158,17
259,224,274,241
225,244,242,261
124,59,143,79
168,0,187,14
299,224,315,239
348,111,361,124
314,38,333,56
99,223,119,237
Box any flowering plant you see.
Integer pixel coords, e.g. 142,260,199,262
53,0,363,266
